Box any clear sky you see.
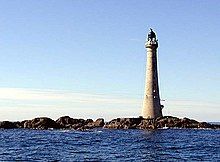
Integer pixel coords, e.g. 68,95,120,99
0,0,219,121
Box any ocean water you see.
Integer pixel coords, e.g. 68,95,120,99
0,129,219,161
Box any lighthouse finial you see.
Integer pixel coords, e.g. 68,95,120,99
148,28,156,40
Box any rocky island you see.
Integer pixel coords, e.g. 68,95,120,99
0,116,219,130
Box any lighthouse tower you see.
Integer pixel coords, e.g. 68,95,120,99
142,29,163,119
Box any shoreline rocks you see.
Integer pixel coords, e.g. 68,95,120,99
23,117,60,129
0,116,219,130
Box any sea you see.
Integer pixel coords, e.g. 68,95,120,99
0,129,219,161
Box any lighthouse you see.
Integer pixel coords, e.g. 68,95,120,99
142,29,163,119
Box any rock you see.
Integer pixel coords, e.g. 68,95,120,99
84,118,105,129
156,116,182,128
20,120,28,128
13,121,24,128
56,116,104,130
56,116,82,128
71,123,85,130
137,119,155,129
213,124,220,129
85,119,94,124
24,117,60,129
104,118,118,129
104,116,219,130
181,117,199,128
0,116,218,130
0,121,18,129
93,118,105,127
155,116,202,128
56,116,88,129
104,117,142,129
198,122,214,129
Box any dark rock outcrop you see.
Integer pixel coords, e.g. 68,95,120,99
104,117,142,129
56,116,83,129
23,117,60,129
0,121,18,129
55,116,104,130
14,121,24,128
0,116,219,130
137,119,156,129
155,116,201,128
84,118,105,129
104,116,219,130
212,124,220,129
156,116,181,128
94,118,105,127
198,122,214,129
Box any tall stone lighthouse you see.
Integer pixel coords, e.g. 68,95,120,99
142,29,163,119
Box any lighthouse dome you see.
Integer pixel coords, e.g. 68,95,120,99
148,28,156,39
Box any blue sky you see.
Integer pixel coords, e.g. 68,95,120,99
0,1,219,121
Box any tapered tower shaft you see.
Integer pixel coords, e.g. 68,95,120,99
142,29,163,119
